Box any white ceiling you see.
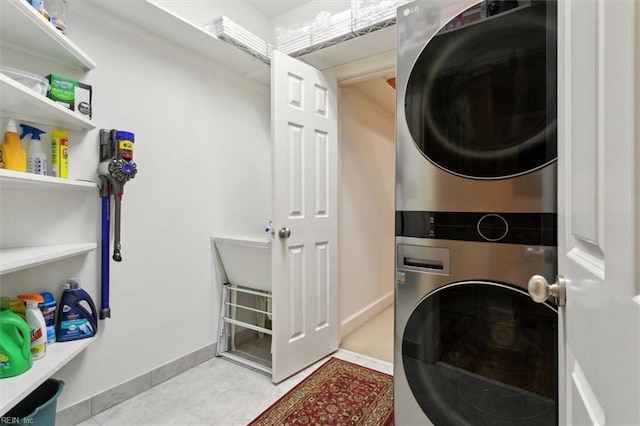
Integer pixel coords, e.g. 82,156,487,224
244,1,313,19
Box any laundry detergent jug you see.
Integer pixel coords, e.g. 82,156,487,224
56,278,98,342
0,297,33,378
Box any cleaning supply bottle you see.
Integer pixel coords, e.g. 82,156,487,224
38,0,50,21
21,124,47,175
0,297,33,378
51,128,68,178
49,0,67,34
1,119,26,172
56,278,98,342
9,299,26,320
17,294,47,360
39,292,57,345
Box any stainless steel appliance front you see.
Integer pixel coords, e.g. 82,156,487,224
396,0,557,213
394,237,558,425
395,1,559,424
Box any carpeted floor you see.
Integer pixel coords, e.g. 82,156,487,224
249,357,394,425
340,305,394,363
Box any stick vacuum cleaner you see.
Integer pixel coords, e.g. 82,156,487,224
98,129,138,319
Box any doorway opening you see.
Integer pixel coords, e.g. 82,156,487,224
337,71,396,364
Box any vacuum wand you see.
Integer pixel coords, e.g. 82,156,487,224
100,178,111,319
112,194,123,261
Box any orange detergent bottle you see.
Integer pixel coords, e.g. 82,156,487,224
1,119,26,171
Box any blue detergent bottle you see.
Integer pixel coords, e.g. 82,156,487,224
39,292,57,345
56,278,98,342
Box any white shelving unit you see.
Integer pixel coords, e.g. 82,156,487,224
0,0,98,416
0,0,96,71
0,74,95,131
0,169,97,191
0,244,98,276
0,338,96,415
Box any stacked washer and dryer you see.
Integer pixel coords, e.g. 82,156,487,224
395,1,559,425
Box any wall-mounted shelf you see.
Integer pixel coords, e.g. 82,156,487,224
0,0,96,71
0,73,95,131
0,243,98,275
0,169,98,191
85,0,270,84
0,337,95,416
0,0,98,418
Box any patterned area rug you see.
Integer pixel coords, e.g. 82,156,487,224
249,357,394,425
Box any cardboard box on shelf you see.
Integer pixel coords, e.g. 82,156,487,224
46,74,92,119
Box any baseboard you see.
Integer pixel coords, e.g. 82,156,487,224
340,291,393,339
55,343,216,426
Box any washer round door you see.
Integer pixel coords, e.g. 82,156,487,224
402,281,558,425
404,1,557,179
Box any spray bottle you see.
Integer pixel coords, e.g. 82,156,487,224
21,124,48,175
1,119,26,172
17,294,47,360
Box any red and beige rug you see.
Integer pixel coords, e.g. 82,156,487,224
249,357,394,425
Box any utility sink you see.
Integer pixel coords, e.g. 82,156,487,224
213,233,272,292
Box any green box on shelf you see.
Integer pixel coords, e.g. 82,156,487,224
46,74,92,119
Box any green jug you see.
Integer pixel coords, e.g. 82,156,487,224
0,297,33,378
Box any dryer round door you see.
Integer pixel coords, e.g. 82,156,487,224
402,281,558,425
404,1,557,179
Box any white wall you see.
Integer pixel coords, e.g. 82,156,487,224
338,82,395,337
1,3,271,410
2,0,399,412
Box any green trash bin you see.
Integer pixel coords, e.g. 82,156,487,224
5,379,64,425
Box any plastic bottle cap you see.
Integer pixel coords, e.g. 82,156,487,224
66,278,80,290
6,119,17,133
40,292,56,305
18,293,44,303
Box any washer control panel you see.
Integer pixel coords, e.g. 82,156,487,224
396,211,556,246
477,214,509,241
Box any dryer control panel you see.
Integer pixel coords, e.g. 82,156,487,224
396,211,556,246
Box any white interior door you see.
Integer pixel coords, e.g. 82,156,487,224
271,50,339,383
555,0,640,424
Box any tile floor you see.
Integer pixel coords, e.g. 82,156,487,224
74,349,392,426
340,305,394,363
73,306,394,426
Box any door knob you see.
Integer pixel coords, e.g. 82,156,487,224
528,274,566,307
278,227,291,239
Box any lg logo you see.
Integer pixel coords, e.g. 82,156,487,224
403,5,419,16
